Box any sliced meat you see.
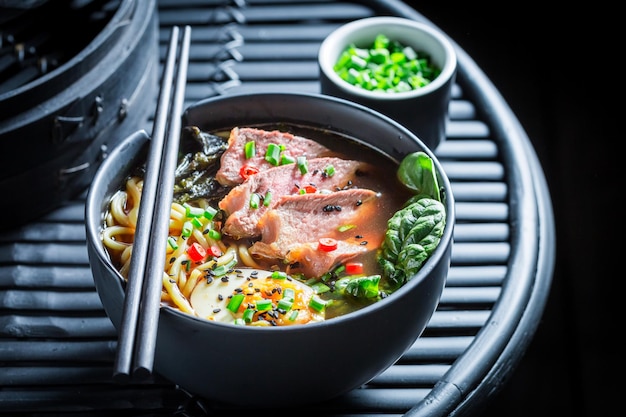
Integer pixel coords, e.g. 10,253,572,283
282,241,369,279
249,189,382,277
219,157,374,239
216,127,333,186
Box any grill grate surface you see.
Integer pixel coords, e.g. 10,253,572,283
0,1,555,416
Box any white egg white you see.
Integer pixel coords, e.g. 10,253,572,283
189,268,274,322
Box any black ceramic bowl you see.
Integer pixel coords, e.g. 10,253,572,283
85,92,454,407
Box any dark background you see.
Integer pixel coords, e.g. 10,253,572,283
405,3,618,416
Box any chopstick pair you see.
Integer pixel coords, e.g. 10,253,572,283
113,25,192,382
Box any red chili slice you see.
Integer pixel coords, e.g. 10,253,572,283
318,237,338,252
303,185,317,194
345,262,364,275
239,164,260,180
187,242,207,262
207,244,222,257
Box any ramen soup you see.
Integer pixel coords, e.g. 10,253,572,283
101,125,437,326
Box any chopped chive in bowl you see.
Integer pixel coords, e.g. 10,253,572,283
333,34,441,93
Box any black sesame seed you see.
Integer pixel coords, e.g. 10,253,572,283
221,276,229,282
218,294,223,301
355,235,363,239
213,308,221,314
356,200,363,206
360,241,368,245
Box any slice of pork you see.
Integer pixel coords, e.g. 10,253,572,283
219,157,374,239
216,127,333,186
250,188,382,277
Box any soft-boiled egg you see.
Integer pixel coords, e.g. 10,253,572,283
190,268,325,326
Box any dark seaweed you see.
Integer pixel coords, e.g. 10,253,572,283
173,126,231,205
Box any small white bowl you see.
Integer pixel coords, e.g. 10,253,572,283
319,16,457,150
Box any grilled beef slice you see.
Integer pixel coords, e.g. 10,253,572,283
216,127,333,186
219,157,373,239
250,188,381,278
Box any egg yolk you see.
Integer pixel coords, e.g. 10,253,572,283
233,275,322,326
189,268,324,326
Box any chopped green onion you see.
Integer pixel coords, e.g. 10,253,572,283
227,293,245,312
243,308,255,323
234,318,246,325
244,141,256,159
191,217,203,228
277,298,293,311
208,229,221,240
333,33,441,93
280,154,295,165
263,191,272,207
311,282,331,294
296,156,308,174
203,206,217,220
338,224,356,232
374,33,388,49
184,203,205,218
212,258,237,277
249,193,260,209
323,165,335,177
289,310,299,321
271,271,288,280
309,295,328,312
181,221,193,238
265,143,281,166
333,264,346,276
256,299,273,311
167,236,179,250
283,287,295,302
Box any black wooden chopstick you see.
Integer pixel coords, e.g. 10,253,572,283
112,25,192,382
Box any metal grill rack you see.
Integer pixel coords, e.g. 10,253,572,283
0,1,555,416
